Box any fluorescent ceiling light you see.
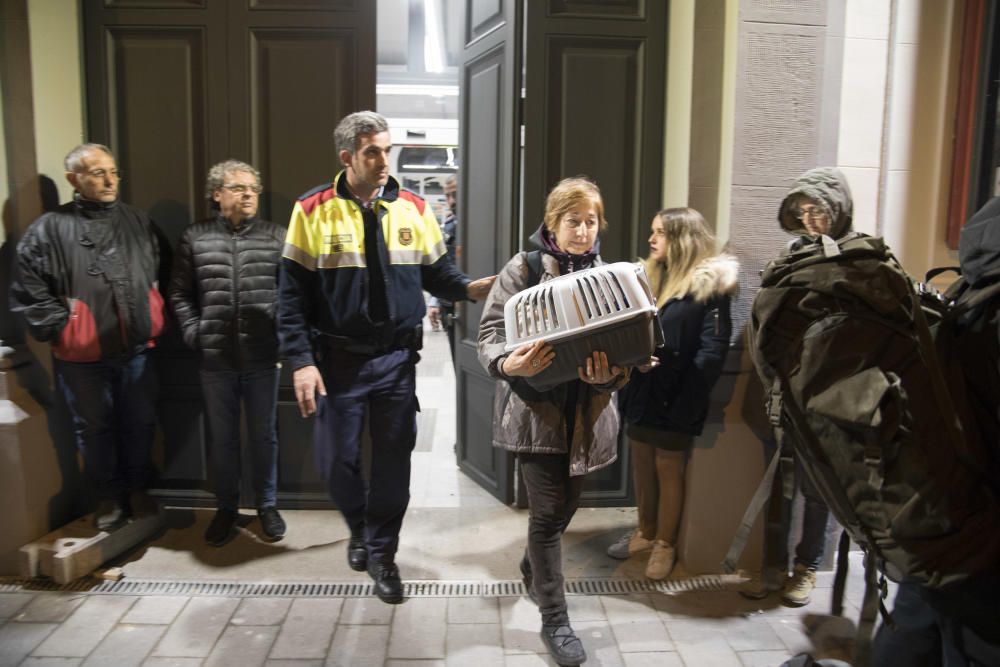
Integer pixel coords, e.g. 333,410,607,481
424,0,445,73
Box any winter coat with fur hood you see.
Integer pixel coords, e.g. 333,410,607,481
619,253,739,436
478,248,628,476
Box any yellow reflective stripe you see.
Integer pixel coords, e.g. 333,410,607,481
283,242,317,270
423,239,446,265
318,252,366,269
284,202,322,263
387,249,423,265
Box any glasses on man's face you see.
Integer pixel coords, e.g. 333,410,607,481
84,169,122,180
222,184,262,195
791,205,826,221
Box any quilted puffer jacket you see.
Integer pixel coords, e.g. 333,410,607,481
168,215,286,371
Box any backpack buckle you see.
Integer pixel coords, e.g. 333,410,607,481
766,385,783,426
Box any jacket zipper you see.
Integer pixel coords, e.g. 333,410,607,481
232,229,241,368
713,308,720,335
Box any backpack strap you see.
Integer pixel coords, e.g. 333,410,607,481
854,548,892,666
524,250,544,288
831,530,851,617
723,382,791,573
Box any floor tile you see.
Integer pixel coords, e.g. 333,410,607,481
142,658,204,666
13,594,85,623
575,620,626,667
122,596,190,625
499,597,546,654
83,624,167,667
153,597,240,658
205,625,280,667
622,653,684,667
0,622,58,666
338,597,394,625
445,622,504,667
231,598,293,626
269,598,342,660
325,624,389,667
32,595,136,657
447,596,500,624
388,597,447,660
739,649,795,666
385,661,445,667
18,658,83,666
502,656,555,667
0,593,35,621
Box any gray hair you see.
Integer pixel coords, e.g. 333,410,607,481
205,160,261,201
333,111,389,155
64,143,114,172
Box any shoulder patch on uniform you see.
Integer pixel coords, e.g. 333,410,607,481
398,189,427,216
297,183,336,216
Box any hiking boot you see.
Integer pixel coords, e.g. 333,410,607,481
94,498,126,531
606,529,654,560
739,569,787,600
368,560,404,604
519,556,537,605
347,533,368,572
257,507,286,541
540,614,587,666
205,508,239,547
782,564,817,607
127,490,159,519
645,540,676,580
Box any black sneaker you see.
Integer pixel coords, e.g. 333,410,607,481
257,507,286,542
94,498,126,531
205,509,238,547
540,617,587,666
348,534,368,571
367,559,403,604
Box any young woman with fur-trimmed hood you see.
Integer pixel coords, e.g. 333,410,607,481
608,207,739,581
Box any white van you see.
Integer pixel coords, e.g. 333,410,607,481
388,118,458,222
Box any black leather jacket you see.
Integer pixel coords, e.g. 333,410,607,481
168,215,286,371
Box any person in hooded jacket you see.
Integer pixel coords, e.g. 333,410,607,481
478,177,632,667
741,167,846,605
168,160,287,547
606,208,738,580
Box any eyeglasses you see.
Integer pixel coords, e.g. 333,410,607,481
791,205,826,221
221,184,262,195
83,169,122,180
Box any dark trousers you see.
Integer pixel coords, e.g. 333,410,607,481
519,452,585,618
315,348,417,563
763,439,830,574
54,351,157,498
200,366,279,511
873,581,1000,667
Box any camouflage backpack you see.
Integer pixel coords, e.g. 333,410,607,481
726,232,1000,663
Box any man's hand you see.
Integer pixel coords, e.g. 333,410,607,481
501,340,555,377
428,306,442,331
293,365,327,418
466,275,497,301
578,351,623,385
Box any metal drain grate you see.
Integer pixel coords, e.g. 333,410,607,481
0,574,744,598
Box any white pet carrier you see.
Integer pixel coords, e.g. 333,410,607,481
503,261,660,390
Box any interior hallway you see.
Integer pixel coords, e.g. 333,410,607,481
0,323,870,666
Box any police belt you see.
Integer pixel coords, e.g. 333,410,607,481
318,325,422,356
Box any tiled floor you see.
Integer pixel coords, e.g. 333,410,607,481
0,323,871,666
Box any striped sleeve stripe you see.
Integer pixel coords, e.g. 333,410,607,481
283,243,317,270
388,249,424,265
422,239,447,265
317,252,366,269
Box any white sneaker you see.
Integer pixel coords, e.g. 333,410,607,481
781,564,817,606
606,529,654,559
645,541,676,580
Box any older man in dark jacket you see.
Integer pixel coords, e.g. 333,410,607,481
10,143,165,531
168,160,287,546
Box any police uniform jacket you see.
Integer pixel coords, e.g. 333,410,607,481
278,171,470,370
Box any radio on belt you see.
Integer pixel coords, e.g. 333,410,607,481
503,262,662,390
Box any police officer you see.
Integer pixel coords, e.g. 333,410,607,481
278,111,494,604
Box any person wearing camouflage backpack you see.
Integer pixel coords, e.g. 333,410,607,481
726,167,1000,666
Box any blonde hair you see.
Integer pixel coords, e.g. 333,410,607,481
643,207,717,308
543,177,608,233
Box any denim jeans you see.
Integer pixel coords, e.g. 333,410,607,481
54,351,157,498
519,452,585,619
200,366,279,511
762,439,831,573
